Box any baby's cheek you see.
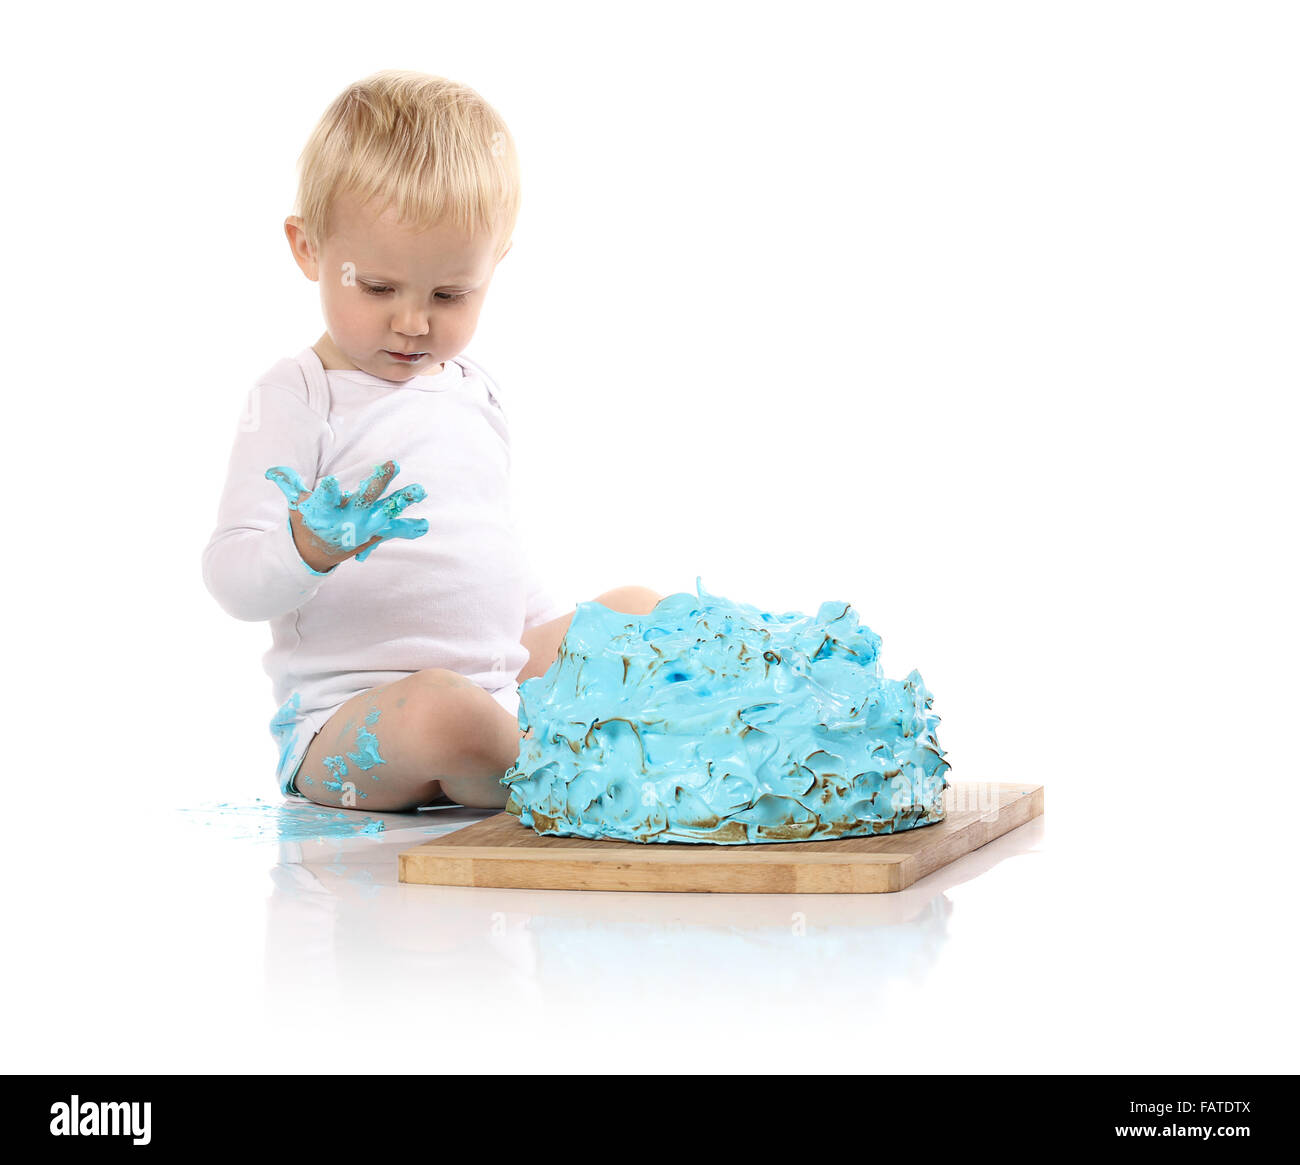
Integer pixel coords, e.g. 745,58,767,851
321,287,369,343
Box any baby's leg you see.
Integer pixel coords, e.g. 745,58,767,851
293,668,521,812
517,585,663,682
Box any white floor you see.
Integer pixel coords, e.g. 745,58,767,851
7,777,1289,1075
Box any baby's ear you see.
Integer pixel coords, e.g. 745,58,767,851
284,217,319,279
497,239,513,263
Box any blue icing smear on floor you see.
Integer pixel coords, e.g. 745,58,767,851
178,799,387,843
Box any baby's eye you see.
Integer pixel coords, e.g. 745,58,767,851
360,285,468,303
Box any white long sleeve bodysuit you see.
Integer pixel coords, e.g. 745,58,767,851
201,346,571,797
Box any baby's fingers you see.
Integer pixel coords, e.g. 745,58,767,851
352,519,427,562
355,461,398,507
380,518,430,542
312,475,344,509
375,483,428,520
265,466,309,508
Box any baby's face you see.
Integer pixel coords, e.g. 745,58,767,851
287,190,506,382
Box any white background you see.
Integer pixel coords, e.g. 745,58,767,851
2,0,1296,1074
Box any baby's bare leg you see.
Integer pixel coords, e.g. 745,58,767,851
293,668,521,812
294,587,661,811
517,585,663,682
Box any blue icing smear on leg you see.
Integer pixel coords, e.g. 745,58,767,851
264,462,429,562
323,755,348,778
321,754,348,792
269,696,382,802
502,578,952,845
346,725,386,777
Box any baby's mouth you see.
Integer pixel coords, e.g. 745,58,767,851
385,350,427,363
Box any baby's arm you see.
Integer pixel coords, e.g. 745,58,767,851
201,380,430,619
202,381,337,621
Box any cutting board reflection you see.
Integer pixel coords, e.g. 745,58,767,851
398,781,1043,894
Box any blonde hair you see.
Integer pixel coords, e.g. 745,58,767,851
291,69,519,260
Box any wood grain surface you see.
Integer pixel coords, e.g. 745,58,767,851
397,781,1044,894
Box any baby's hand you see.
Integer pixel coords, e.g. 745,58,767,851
265,461,429,570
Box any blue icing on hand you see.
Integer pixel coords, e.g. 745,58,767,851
502,578,952,845
265,461,429,562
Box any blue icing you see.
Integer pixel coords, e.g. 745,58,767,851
266,693,385,803
179,799,386,842
322,714,387,786
346,725,386,776
321,754,348,791
502,578,951,844
265,461,429,562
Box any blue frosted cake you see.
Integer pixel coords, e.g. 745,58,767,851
501,579,951,844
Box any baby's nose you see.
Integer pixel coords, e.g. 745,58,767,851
393,308,430,336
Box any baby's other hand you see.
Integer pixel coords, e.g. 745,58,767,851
265,461,429,571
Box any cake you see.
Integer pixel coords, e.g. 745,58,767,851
501,579,951,844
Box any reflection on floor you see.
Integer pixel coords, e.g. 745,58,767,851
167,797,1044,1021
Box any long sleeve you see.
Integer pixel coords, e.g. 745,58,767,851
201,379,336,622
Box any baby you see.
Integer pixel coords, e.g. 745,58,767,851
202,69,661,812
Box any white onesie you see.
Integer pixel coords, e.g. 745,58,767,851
201,346,572,797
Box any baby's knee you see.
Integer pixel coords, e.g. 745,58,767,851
394,669,513,762
595,584,663,615
403,667,482,696
396,669,485,731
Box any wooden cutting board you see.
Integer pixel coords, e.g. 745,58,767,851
398,781,1043,894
